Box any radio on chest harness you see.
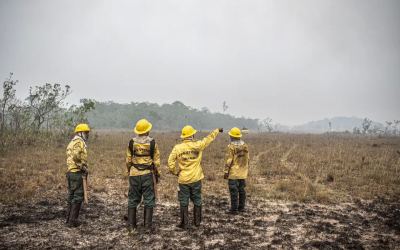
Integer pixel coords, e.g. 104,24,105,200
128,139,156,170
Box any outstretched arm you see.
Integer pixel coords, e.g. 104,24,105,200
199,129,220,150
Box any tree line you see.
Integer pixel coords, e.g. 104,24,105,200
85,100,261,131
352,118,400,135
4,72,395,153
0,73,94,151
291,116,399,135
0,73,268,152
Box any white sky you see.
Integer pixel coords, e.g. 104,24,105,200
1,0,399,125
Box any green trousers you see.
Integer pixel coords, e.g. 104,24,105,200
67,171,84,204
128,173,155,209
228,179,246,202
178,180,202,207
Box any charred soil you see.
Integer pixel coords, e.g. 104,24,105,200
1,133,400,249
1,193,399,249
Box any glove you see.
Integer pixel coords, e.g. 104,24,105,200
156,173,160,184
219,128,223,133
224,173,229,179
81,164,88,173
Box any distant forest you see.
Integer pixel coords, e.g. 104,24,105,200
2,73,397,153
292,117,384,133
86,100,260,131
86,101,399,134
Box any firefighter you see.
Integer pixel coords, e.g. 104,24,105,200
66,124,91,227
224,127,250,215
168,126,223,228
126,119,161,233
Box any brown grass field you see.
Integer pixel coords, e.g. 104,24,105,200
0,131,400,249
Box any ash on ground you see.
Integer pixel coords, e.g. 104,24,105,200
1,193,399,249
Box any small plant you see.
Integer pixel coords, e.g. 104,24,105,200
392,120,400,135
260,117,274,132
361,118,372,134
222,101,229,113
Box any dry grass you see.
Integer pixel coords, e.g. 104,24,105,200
1,131,399,204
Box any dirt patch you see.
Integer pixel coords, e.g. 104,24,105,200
357,197,400,233
1,193,400,249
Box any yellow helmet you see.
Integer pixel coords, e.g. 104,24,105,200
74,124,91,134
229,127,242,138
134,119,152,134
181,125,197,138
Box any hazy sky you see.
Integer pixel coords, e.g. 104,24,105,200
1,0,399,125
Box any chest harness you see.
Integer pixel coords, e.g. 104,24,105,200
129,139,156,171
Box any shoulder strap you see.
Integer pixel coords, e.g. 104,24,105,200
150,139,155,160
129,139,134,156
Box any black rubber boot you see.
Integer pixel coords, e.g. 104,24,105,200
194,205,202,227
144,207,153,232
66,203,72,224
225,199,239,215
176,206,188,229
128,207,137,232
144,207,146,227
69,203,83,227
238,193,246,212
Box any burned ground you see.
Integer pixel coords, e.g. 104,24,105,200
1,192,399,249
1,132,400,249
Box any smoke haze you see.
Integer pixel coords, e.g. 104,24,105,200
1,0,399,125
